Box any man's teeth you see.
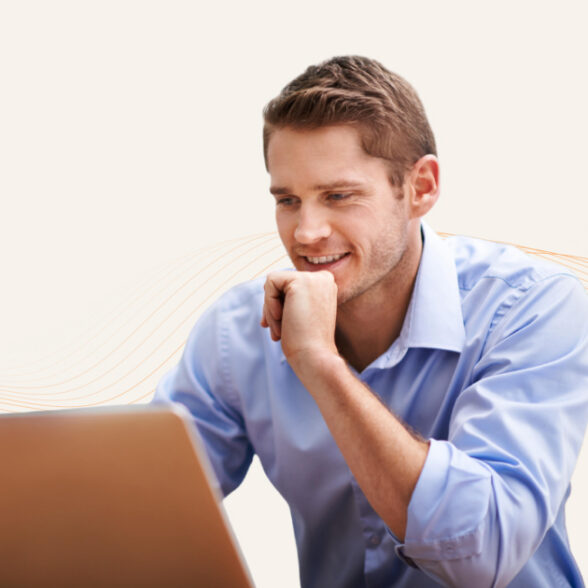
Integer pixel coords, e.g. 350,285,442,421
306,253,346,264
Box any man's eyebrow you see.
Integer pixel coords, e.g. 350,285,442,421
312,181,364,192
269,181,364,195
269,186,291,196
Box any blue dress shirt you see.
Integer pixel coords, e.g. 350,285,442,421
153,223,588,587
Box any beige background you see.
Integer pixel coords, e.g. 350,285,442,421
1,1,586,585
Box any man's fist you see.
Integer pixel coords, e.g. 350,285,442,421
261,270,339,365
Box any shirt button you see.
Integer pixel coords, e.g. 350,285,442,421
368,534,381,547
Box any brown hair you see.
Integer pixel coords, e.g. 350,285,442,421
263,55,436,185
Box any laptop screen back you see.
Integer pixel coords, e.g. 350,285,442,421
0,405,254,588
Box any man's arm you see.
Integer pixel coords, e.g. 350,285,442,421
262,268,588,587
261,269,428,540
154,299,255,497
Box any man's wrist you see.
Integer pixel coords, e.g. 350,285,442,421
288,347,348,388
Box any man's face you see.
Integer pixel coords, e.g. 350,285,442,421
267,125,420,307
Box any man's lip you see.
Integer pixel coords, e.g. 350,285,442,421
297,252,350,269
304,252,348,262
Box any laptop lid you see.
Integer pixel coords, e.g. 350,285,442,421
0,405,254,588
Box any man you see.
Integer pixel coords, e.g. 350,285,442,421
154,56,588,586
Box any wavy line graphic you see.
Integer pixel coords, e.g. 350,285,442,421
1,232,586,412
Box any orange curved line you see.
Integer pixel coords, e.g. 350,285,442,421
0,251,289,409
1,233,277,378
1,231,584,412
0,245,219,377
0,237,281,390
0,247,286,400
437,232,588,288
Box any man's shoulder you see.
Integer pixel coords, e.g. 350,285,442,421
184,275,272,363
444,234,581,294
213,275,267,313
194,275,268,339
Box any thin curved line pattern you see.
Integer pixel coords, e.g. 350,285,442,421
0,232,586,412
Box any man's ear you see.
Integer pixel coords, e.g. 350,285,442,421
405,155,440,218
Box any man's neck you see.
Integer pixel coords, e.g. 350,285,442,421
335,230,423,372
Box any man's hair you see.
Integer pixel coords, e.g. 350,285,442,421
263,55,436,185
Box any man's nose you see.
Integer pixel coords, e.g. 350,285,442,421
294,205,332,244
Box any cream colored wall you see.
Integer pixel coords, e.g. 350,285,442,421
1,2,586,586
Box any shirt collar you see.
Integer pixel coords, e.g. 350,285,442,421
403,222,465,352
362,222,466,370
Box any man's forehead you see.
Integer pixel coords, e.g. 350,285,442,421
267,124,364,155
267,125,385,192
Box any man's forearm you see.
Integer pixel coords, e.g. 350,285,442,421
261,269,429,539
290,349,429,540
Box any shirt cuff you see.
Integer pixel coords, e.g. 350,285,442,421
397,438,490,561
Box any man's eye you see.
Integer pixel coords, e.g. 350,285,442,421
277,197,295,206
329,193,350,201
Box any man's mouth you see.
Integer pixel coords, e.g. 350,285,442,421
304,253,349,265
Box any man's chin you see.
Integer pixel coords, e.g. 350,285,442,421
335,284,357,306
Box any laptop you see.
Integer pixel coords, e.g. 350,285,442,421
0,405,255,587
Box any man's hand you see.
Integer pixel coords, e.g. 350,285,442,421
260,270,339,368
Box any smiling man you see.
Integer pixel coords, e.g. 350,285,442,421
154,56,588,587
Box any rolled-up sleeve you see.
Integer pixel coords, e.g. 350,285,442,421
396,275,588,587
